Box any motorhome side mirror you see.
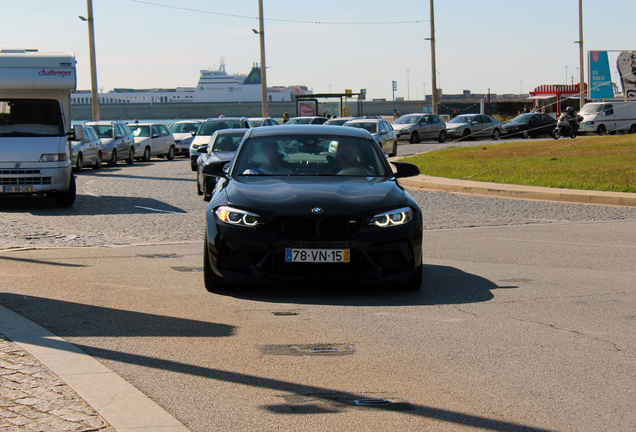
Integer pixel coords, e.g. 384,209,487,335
202,160,229,178
73,125,84,141
391,161,420,179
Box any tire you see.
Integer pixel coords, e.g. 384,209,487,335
409,131,420,144
521,129,529,139
126,148,134,165
203,233,229,292
73,153,83,173
196,179,203,196
108,149,117,167
462,129,471,140
597,125,607,135
191,161,198,171
402,262,423,291
438,130,446,143
492,129,500,140
93,152,102,170
630,125,636,134
389,141,398,158
53,175,76,208
203,179,214,201
142,147,151,162
552,129,560,140
166,146,175,161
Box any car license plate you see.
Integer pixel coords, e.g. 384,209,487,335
285,249,350,263
2,185,33,193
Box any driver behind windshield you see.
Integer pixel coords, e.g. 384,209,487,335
243,141,292,175
330,141,372,175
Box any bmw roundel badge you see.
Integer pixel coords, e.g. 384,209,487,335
311,207,323,214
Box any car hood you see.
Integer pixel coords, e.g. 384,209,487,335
446,123,467,130
392,123,412,132
223,177,405,217
502,122,527,128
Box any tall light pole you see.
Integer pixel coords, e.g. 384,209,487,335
79,0,100,121
565,65,568,85
257,0,268,117
423,82,426,102
406,69,410,101
576,0,585,107
520,80,523,95
428,0,438,115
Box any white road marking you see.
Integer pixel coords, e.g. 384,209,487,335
81,179,101,198
134,205,183,214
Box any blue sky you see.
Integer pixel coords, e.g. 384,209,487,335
1,0,632,100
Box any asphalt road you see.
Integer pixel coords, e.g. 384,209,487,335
0,157,634,432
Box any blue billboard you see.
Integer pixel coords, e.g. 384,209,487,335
589,51,615,99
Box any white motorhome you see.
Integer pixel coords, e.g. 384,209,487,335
578,101,636,135
0,49,79,207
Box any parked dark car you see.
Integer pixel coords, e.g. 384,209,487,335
196,128,248,201
501,113,557,138
201,125,423,292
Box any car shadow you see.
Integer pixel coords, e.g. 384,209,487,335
0,293,554,432
0,194,187,215
224,264,517,306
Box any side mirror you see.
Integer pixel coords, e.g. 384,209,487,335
391,161,420,179
197,145,208,153
72,125,84,141
152,134,160,138
202,159,229,178
115,133,124,139
191,131,197,136
471,121,478,125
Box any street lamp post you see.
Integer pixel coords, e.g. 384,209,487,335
520,80,523,95
79,0,100,121
576,0,585,107
257,0,268,117
423,83,426,102
392,80,397,119
428,0,438,115
406,69,410,101
565,65,568,85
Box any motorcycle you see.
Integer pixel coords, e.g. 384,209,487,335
552,113,579,140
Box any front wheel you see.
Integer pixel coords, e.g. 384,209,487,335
93,152,102,170
126,148,134,165
73,153,83,173
462,129,471,140
53,175,76,208
108,149,117,167
492,129,500,140
521,129,529,139
142,147,151,162
409,131,420,144
552,129,560,140
203,233,230,292
438,130,446,143
389,141,398,157
166,146,175,160
597,125,607,135
196,179,203,195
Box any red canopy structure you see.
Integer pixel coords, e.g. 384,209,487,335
529,83,587,117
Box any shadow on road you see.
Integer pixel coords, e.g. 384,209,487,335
0,195,186,215
225,264,518,306
0,292,553,432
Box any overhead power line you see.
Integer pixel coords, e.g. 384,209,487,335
129,0,426,25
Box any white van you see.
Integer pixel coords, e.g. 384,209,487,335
0,49,78,207
579,101,636,135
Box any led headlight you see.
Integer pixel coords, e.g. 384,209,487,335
215,206,263,227
369,207,413,227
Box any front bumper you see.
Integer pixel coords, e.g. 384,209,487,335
445,128,464,137
0,165,71,195
205,211,423,286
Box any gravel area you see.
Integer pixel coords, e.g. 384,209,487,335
1,157,634,250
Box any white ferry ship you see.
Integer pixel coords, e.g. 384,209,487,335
71,58,308,105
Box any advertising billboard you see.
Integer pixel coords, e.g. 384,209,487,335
589,50,636,100
617,51,636,99
589,51,614,99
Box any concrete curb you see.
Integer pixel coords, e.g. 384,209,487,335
0,304,190,432
399,174,636,207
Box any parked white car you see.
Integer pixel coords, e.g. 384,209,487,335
393,113,447,143
86,121,135,166
129,123,177,161
71,125,104,172
168,120,202,157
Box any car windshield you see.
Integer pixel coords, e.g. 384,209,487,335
129,125,150,137
580,104,603,114
394,115,419,125
510,114,534,123
199,120,244,136
287,118,312,125
91,125,114,138
0,99,64,137
344,122,378,133
448,116,470,124
169,122,200,134
250,119,263,127
325,119,349,126
233,134,389,177
211,133,245,152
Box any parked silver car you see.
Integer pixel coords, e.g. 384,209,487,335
446,114,501,140
168,120,202,157
129,123,177,161
85,121,135,166
393,113,447,143
248,117,279,127
71,125,104,172
324,117,359,126
343,118,398,157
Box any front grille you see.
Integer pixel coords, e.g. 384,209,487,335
0,170,41,175
0,177,52,186
274,217,361,239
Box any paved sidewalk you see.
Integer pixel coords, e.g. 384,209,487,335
0,333,115,432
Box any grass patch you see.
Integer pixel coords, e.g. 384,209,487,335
402,135,636,193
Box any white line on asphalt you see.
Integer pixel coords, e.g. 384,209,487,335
493,237,636,248
134,205,183,214
81,179,101,198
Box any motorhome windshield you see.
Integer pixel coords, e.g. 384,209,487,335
0,99,64,137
